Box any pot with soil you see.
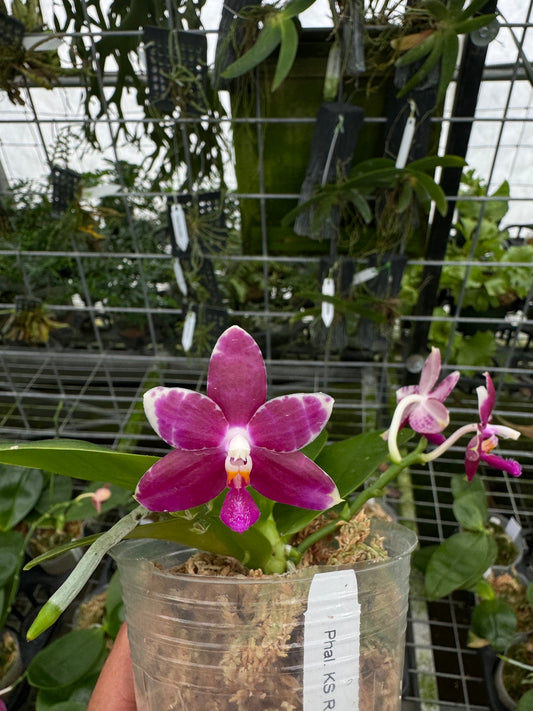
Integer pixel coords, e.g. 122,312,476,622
112,516,416,711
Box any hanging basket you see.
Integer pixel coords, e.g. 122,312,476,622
50,166,81,217
143,26,207,115
112,519,416,711
0,14,24,48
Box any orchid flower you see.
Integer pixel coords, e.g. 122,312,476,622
464,373,521,481
74,484,112,513
136,326,340,533
395,347,460,435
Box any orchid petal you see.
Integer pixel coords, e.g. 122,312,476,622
418,347,441,394
429,370,460,403
144,387,228,449
396,384,419,402
488,424,521,441
135,448,226,511
220,488,260,533
409,399,450,434
248,393,333,452
480,452,522,477
477,372,495,426
464,434,481,481
207,326,267,426
251,449,341,510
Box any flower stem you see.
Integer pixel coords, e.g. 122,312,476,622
387,394,422,462
295,439,428,558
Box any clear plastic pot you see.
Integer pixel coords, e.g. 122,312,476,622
112,519,416,711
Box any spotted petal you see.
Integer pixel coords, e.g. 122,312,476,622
207,326,267,426
409,399,450,434
144,387,228,450
251,449,341,510
477,372,496,426
248,393,333,452
430,370,460,402
418,347,441,394
220,488,260,533
135,448,226,511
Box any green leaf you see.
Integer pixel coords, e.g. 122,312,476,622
34,475,72,516
126,510,273,570
451,473,488,530
221,20,282,80
517,690,533,711
275,431,393,536
281,0,317,19
436,32,459,104
272,17,298,91
471,598,517,651
28,628,106,690
301,429,328,462
453,14,496,36
410,170,447,215
0,440,159,491
0,464,44,531
425,531,497,599
408,155,465,171
104,571,124,640
458,0,493,21
397,32,444,98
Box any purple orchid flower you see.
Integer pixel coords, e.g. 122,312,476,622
464,372,521,481
396,347,460,434
136,326,340,533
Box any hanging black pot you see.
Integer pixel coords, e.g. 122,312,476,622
143,26,207,115
50,166,81,217
0,14,24,48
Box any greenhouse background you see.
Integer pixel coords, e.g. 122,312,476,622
0,0,532,709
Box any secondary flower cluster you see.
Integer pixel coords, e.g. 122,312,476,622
135,328,522,534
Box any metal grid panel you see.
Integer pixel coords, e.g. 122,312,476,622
0,1,532,709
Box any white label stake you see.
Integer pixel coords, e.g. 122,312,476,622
304,570,360,711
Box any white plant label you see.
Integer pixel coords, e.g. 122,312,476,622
170,203,189,252
505,516,521,542
182,310,196,352
321,277,335,327
303,570,360,711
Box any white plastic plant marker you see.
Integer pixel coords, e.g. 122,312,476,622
182,310,196,352
321,277,335,327
303,570,360,710
395,99,417,169
170,203,189,252
172,258,188,296
505,516,522,542
352,266,379,286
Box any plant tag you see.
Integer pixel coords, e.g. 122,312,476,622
172,258,188,296
170,203,189,252
505,516,522,542
352,267,379,286
303,570,360,710
322,277,335,327
182,310,196,352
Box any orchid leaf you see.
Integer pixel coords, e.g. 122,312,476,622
27,628,106,690
282,0,317,19
0,465,44,531
126,513,273,570
221,19,282,80
471,598,517,651
0,440,158,491
272,17,298,91
410,170,447,215
425,531,497,599
275,431,413,537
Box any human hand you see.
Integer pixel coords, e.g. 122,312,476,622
87,623,136,711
